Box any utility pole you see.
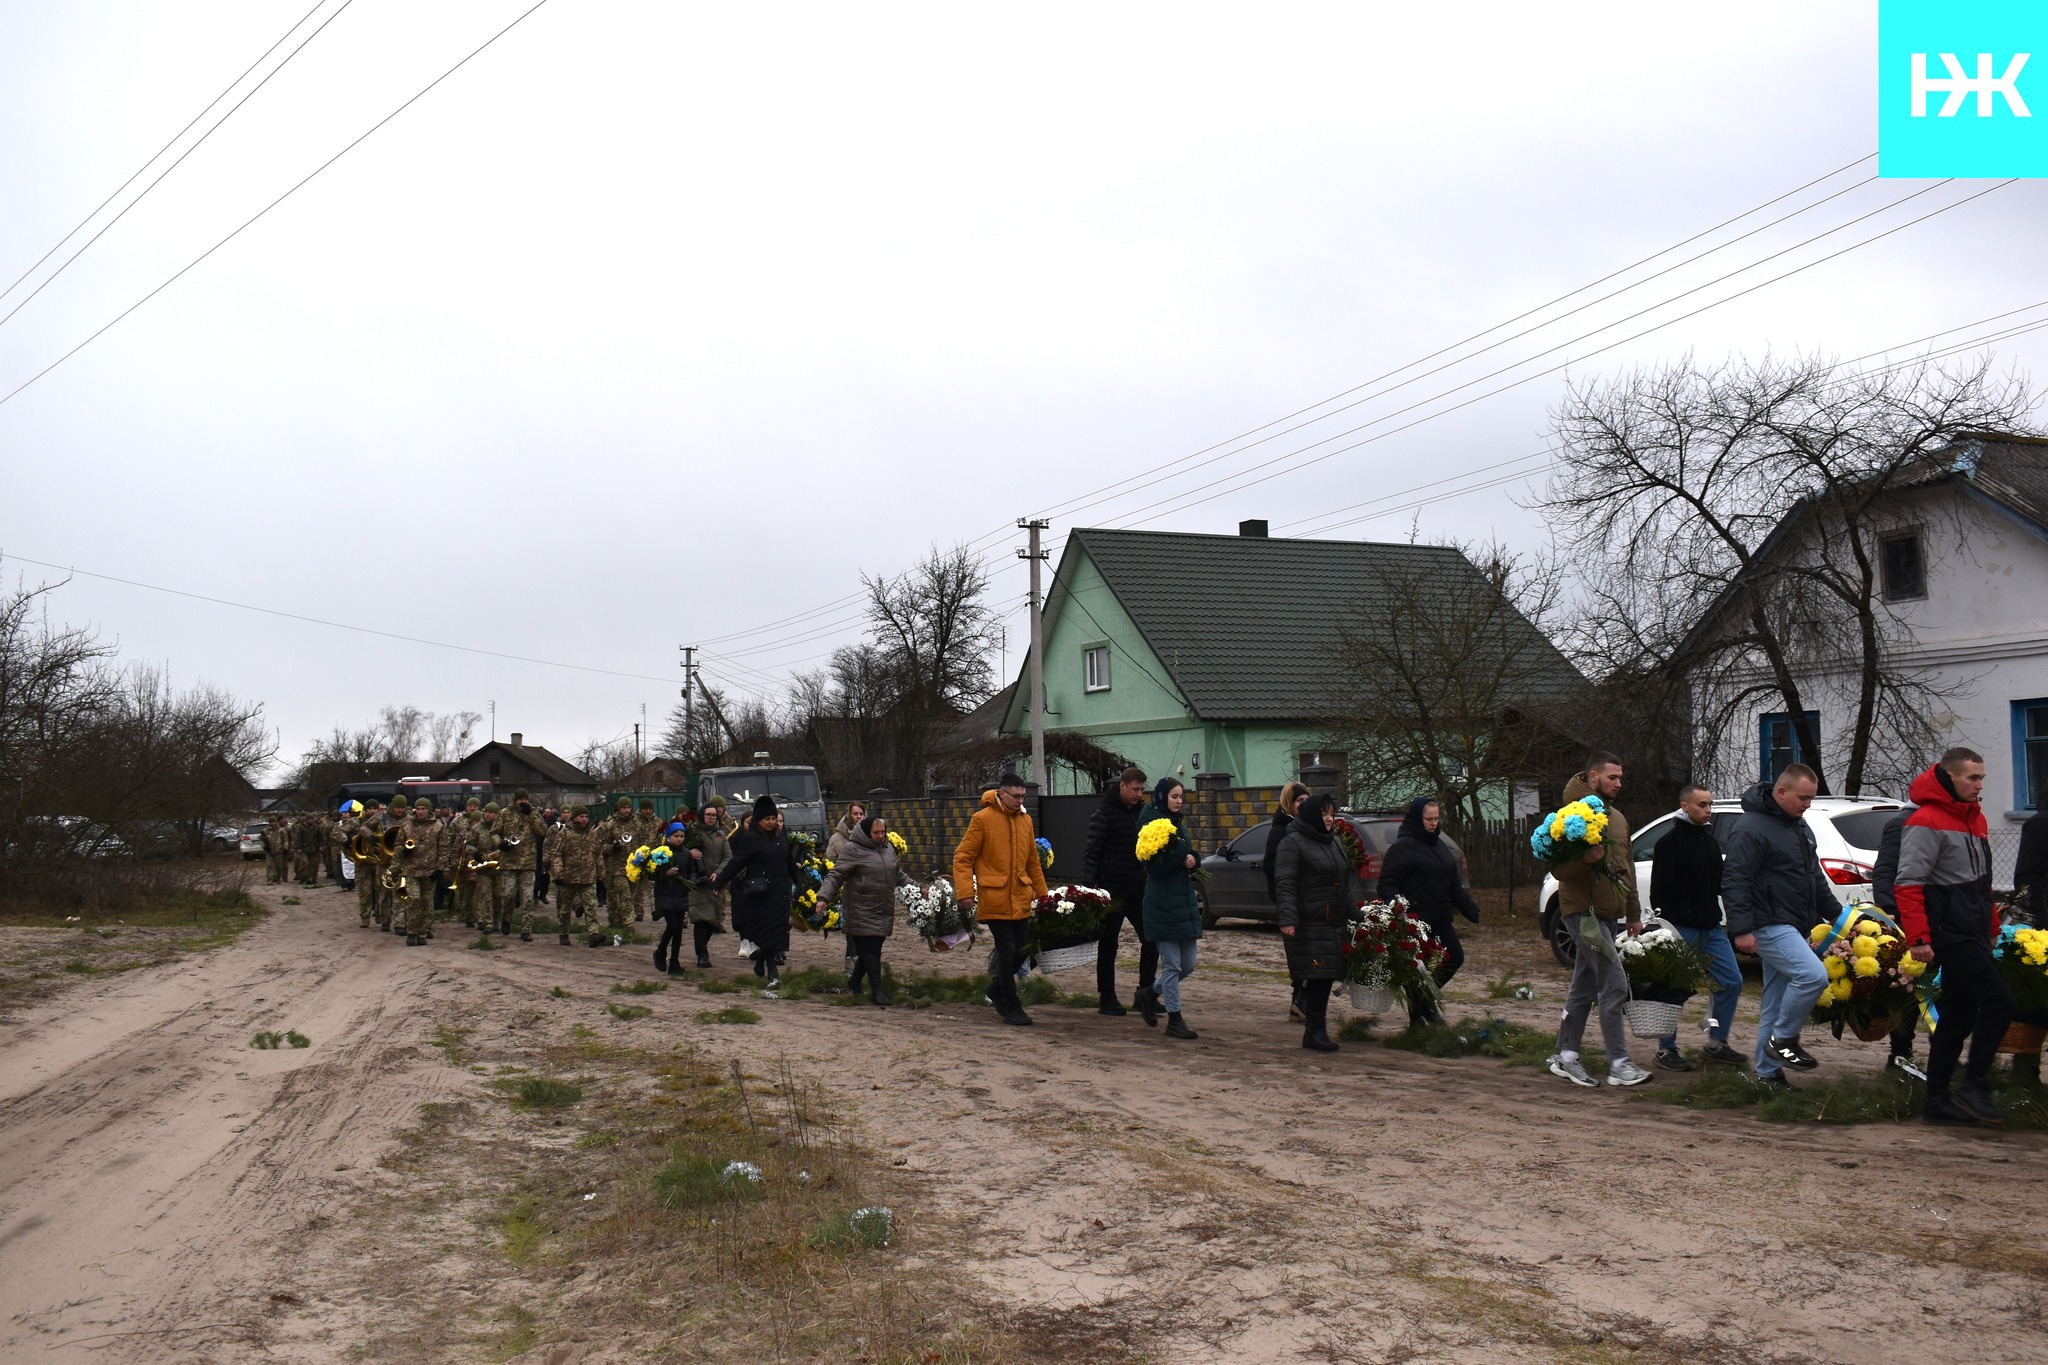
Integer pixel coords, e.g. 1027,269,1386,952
679,646,697,760
488,699,496,742
1017,518,1049,794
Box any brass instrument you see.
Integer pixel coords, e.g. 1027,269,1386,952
381,867,413,900
349,830,394,864
465,858,500,877
380,826,404,857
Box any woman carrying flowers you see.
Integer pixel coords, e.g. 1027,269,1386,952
816,814,915,1005
1136,778,1203,1039
1275,792,1364,1053
683,798,730,968
648,819,696,976
1376,796,1481,1031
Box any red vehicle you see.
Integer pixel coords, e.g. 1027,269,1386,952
396,779,494,812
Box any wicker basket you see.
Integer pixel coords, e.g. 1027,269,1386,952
1624,997,1685,1039
1850,1016,1896,1043
1998,1021,2046,1056
1034,942,1096,974
1347,982,1395,1013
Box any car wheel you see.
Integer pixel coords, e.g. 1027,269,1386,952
1545,899,1576,968
1197,887,1218,931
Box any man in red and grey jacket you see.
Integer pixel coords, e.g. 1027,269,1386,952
1895,747,2014,1126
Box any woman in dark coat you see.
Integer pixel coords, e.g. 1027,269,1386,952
1375,796,1481,1029
1274,792,1362,1052
709,796,799,989
816,814,913,1005
1262,781,1311,1022
685,799,731,969
1138,778,1203,1040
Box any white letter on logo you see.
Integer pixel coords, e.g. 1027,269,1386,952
1911,52,2030,118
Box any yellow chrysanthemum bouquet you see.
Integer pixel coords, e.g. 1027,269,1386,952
1807,904,1927,1041
1995,923,2048,1015
1135,818,1177,862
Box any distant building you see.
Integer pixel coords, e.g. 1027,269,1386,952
1002,524,1582,793
441,733,598,808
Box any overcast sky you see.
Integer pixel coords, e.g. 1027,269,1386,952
3,2,2044,782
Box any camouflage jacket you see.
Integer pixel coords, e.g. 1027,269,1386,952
468,820,504,869
595,812,641,875
494,806,546,871
262,824,289,854
392,813,443,878
443,813,475,872
550,823,601,883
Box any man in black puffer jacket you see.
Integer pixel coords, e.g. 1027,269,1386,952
1083,767,1156,1017
1376,796,1480,1030
1723,765,1834,1090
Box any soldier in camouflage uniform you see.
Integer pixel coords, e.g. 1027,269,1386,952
494,790,547,937
391,800,443,944
445,797,481,926
595,797,640,935
376,796,409,929
468,803,507,939
292,814,322,886
349,800,383,926
632,799,665,921
549,805,602,946
263,815,290,884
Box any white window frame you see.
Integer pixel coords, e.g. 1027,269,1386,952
1083,645,1111,693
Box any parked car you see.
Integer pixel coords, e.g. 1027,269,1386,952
1196,812,1470,928
239,824,268,860
1535,796,1904,966
208,823,239,852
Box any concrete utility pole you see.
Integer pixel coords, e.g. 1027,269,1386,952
1018,518,1050,793
679,646,697,759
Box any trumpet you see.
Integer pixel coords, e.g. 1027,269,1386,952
465,857,500,877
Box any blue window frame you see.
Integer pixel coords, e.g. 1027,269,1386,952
2013,698,2048,812
1760,711,1821,783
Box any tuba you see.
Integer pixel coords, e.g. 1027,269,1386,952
350,830,394,864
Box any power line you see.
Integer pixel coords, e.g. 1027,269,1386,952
1,0,357,331
0,0,556,410
0,552,677,685
0,0,334,307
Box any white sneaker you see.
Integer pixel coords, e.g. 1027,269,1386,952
1548,1053,1597,1087
1607,1057,1653,1087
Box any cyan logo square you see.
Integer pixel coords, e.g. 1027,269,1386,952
1880,0,2047,176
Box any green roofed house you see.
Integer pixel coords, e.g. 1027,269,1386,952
1000,522,1586,797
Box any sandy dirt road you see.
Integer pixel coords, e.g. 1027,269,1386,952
3,884,2044,1364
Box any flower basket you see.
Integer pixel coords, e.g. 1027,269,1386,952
1998,1021,2046,1056
1809,904,1927,1040
1340,898,1446,1013
1028,885,1113,957
1850,1016,1896,1043
898,882,975,947
1347,982,1394,1013
1035,942,1096,974
1624,997,1685,1039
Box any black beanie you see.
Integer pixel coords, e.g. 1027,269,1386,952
752,794,778,823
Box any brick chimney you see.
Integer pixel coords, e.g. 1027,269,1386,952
509,732,523,746
1239,519,1268,538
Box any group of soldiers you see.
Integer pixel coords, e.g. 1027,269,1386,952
269,792,674,948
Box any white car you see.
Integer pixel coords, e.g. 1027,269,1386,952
1537,797,1906,966
239,824,269,860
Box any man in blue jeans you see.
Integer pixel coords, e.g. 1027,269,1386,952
1649,784,1745,1070
1721,763,1834,1092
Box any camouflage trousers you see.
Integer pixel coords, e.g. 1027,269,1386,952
266,852,288,883
358,872,377,924
557,882,597,936
470,872,500,934
604,871,635,932
497,868,535,933
293,851,318,884
454,874,477,924
400,883,432,937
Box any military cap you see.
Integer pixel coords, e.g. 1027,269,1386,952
390,794,409,809
615,796,632,810
514,788,531,800
484,801,501,812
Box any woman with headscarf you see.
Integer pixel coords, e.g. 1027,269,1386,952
816,813,914,1005
1375,795,1480,1030
1263,781,1311,1022
1138,777,1203,1039
708,795,799,990
1274,792,1362,1052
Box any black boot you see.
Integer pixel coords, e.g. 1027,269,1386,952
696,951,712,969
866,953,890,1007
1165,1011,1197,1040
1289,983,1306,1023
848,954,868,995
1303,1026,1339,1052
1138,985,1159,1029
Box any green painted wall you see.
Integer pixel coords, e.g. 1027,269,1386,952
1000,547,1327,791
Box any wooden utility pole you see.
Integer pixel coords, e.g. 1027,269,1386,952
679,646,696,760
1018,519,1050,793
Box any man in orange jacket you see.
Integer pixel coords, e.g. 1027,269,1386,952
953,773,1051,1026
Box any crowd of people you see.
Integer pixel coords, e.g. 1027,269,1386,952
272,745,2045,1127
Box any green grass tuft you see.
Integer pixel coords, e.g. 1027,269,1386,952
606,1002,653,1021
696,975,752,995
611,979,668,995
1062,992,1102,1010
696,1005,762,1025
280,896,301,905
511,1076,583,1109
549,986,570,998
1483,969,1534,1000
653,1150,766,1208
468,934,501,950
500,1200,546,1263
811,1205,893,1250
285,1030,310,1048
1383,1016,1560,1066
251,1030,282,1049
1337,1015,1378,1043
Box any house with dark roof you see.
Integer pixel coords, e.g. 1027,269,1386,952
999,524,1584,794
1686,435,2048,850
440,733,597,807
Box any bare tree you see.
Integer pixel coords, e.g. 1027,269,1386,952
574,735,640,786
0,578,122,862
861,543,1001,787
1541,353,2037,795
1320,541,1580,830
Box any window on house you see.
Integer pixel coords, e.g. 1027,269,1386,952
1083,645,1111,692
1881,530,1927,601
2015,699,2048,811
1760,711,1822,783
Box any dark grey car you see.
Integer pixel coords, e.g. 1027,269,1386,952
1197,814,1466,927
